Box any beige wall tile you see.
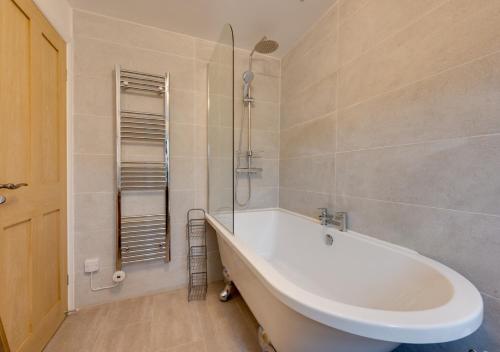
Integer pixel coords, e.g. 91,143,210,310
76,230,115,270
336,195,500,299
339,0,442,65
74,74,114,116
75,193,115,233
279,0,500,348
339,0,500,108
74,154,115,193
336,136,500,216
282,33,338,102
282,4,338,73
250,74,280,103
170,157,195,190
338,51,500,151
74,115,114,155
170,123,195,157
281,73,336,129
74,10,194,58
279,188,333,218
74,35,132,77
171,89,196,125
338,0,369,21
280,155,335,194
280,114,336,158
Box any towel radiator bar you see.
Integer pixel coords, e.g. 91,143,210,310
115,65,170,270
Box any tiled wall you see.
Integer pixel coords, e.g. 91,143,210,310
279,0,500,350
233,48,281,210
73,10,280,307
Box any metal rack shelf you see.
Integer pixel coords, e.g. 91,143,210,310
116,65,171,269
187,209,207,301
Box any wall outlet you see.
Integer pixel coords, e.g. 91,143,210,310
84,258,99,273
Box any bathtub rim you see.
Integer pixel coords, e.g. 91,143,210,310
207,207,483,344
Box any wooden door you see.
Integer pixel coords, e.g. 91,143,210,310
0,0,67,351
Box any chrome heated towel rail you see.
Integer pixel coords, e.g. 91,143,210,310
115,65,171,269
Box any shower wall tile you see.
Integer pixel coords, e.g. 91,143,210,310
336,195,500,299
280,0,500,349
336,136,500,216
338,0,368,21
282,32,338,102
279,188,333,219
338,0,500,108
235,49,281,78
73,9,280,307
279,155,335,195
280,114,336,159
235,186,278,211
282,4,337,73
250,73,280,103
338,0,442,65
281,73,337,129
235,100,280,132
338,51,500,152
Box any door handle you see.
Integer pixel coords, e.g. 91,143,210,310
0,183,28,190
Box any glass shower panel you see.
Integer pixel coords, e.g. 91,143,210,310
207,24,234,232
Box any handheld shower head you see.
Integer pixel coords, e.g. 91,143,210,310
243,70,254,99
243,70,254,84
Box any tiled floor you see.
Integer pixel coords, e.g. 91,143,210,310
45,282,261,352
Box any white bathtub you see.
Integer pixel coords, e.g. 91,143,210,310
206,208,483,352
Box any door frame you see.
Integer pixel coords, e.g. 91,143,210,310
0,0,71,349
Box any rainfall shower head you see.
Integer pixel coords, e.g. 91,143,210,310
251,36,279,56
248,36,279,72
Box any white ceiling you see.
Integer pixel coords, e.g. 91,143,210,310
68,0,336,58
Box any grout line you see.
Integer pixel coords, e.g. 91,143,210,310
335,131,500,155
280,153,335,160
338,0,451,69
282,67,337,103
280,110,335,132
282,30,338,75
73,33,195,61
282,1,339,70
334,5,340,200
279,187,331,197
337,194,500,219
74,152,113,156
482,292,500,302
338,40,500,113
338,0,370,24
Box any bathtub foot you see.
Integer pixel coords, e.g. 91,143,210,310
219,281,234,302
258,326,276,352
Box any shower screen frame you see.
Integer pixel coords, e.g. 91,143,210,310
207,23,235,233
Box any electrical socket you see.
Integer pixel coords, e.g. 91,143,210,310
84,258,99,273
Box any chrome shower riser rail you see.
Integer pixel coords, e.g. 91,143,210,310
116,65,171,270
